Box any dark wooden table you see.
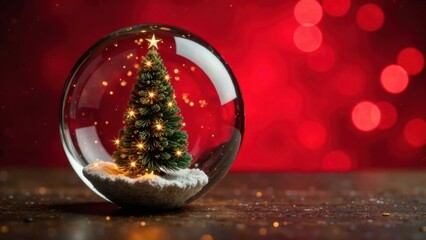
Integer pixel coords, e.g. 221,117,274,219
1,169,426,240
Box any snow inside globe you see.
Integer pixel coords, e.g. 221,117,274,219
59,24,244,209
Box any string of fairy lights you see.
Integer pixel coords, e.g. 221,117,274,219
112,35,184,173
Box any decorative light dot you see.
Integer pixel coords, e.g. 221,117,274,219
127,71,132,77
136,143,144,149
273,222,280,228
120,81,127,87
297,121,327,149
322,150,352,171
128,110,135,118
133,63,140,69
145,61,152,67
293,25,323,53
140,221,146,227
176,150,182,156
174,68,179,74
397,47,425,76
356,3,384,32
403,118,426,147
351,101,381,132
167,102,173,107
380,64,409,94
155,123,163,130
109,91,114,95
148,92,155,98
102,81,108,86
189,102,194,107
165,75,170,81
322,0,351,17
130,162,136,167
307,44,335,72
293,0,323,25
114,139,120,146
376,101,397,129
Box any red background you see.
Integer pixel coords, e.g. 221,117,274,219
1,0,425,171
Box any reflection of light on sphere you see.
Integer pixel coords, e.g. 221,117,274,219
404,118,426,147
293,25,323,52
307,44,336,72
376,101,397,129
297,121,327,149
351,101,381,132
293,0,323,25
356,3,384,32
322,150,352,171
380,64,409,94
322,0,351,17
397,47,425,76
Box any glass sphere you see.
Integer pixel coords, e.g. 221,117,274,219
59,24,244,204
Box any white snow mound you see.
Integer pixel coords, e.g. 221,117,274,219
83,161,208,209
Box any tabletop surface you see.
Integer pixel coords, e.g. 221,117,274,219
1,169,426,240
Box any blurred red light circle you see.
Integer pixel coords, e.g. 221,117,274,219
380,64,409,94
322,150,352,171
351,101,381,132
397,47,425,76
294,0,323,25
356,3,384,32
403,118,426,147
376,101,397,129
322,0,351,17
293,25,323,53
297,121,327,149
307,44,336,72
335,65,366,96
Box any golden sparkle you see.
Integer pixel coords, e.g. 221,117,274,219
130,162,136,167
155,123,163,130
136,143,144,149
146,34,161,49
164,75,170,81
148,92,155,98
128,109,136,118
176,150,183,156
145,61,152,67
167,102,173,107
114,139,120,146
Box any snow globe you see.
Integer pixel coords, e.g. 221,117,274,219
59,25,244,209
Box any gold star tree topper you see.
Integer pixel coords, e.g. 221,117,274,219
146,34,161,49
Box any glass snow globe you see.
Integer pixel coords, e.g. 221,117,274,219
59,24,244,207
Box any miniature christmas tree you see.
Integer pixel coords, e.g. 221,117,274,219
112,35,192,176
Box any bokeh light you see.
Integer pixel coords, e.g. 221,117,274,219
397,47,425,76
351,101,381,132
322,150,352,171
335,65,366,96
356,3,385,32
403,118,426,147
307,44,336,72
297,121,327,149
293,25,323,52
380,64,409,94
376,101,397,129
294,0,323,25
322,0,351,17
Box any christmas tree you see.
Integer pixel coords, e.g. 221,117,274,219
112,35,192,176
